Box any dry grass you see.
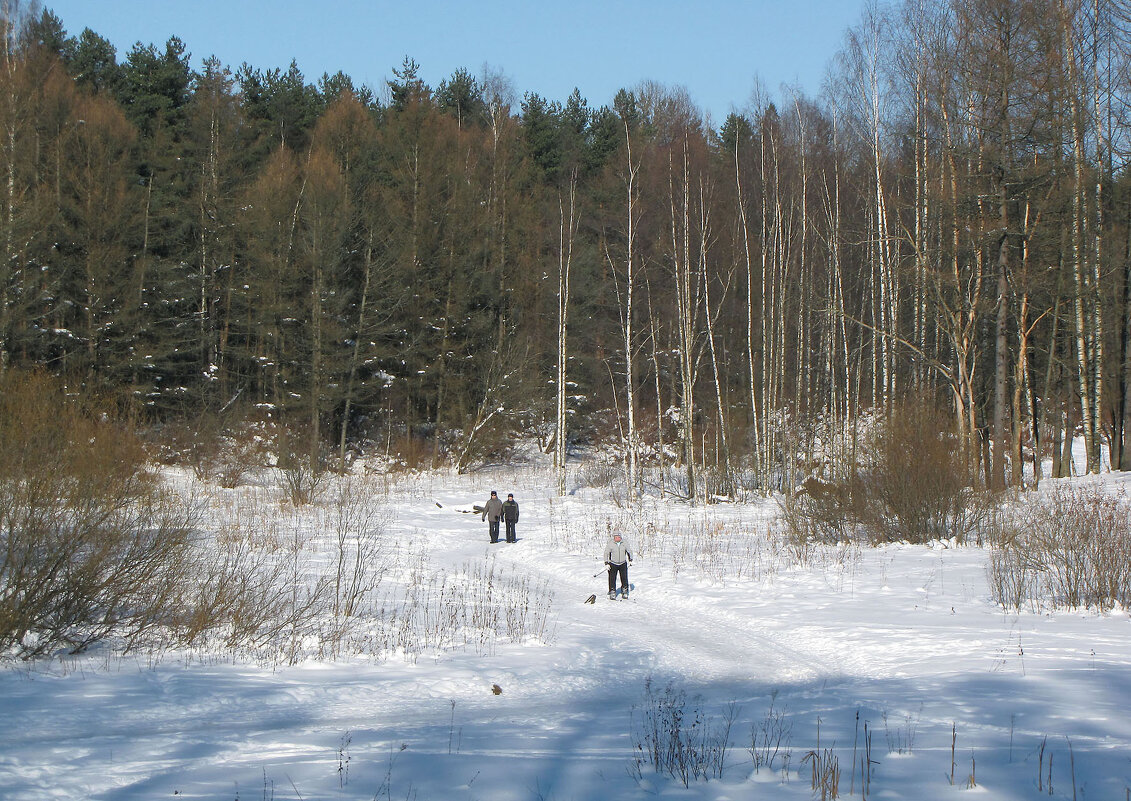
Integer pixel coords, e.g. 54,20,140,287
631,677,737,787
988,483,1131,611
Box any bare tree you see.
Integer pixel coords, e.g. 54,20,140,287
555,170,578,495
609,92,643,501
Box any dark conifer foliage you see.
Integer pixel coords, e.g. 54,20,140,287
0,2,1128,485
436,67,486,128
69,28,121,94
118,37,192,134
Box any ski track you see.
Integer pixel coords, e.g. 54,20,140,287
3,476,1131,800
422,497,837,691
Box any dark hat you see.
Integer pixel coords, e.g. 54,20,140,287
507,493,514,498
490,491,497,496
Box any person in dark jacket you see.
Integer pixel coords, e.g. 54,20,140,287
604,532,632,599
482,491,503,543
501,493,520,542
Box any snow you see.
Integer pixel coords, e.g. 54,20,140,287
2,464,1130,800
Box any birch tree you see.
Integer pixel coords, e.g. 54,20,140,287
555,169,578,494
611,89,642,500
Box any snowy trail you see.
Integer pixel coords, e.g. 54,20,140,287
2,474,1131,800
419,493,838,690
511,542,838,687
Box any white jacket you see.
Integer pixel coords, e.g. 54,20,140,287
604,537,632,565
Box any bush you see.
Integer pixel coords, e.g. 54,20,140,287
0,371,197,657
146,408,269,489
988,484,1131,610
780,401,989,545
778,475,859,543
576,462,622,490
856,406,989,543
274,424,329,505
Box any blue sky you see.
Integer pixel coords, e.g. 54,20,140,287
43,0,865,124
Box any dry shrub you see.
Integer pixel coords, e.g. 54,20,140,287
177,528,304,651
856,404,990,543
749,693,793,773
174,477,395,664
211,433,269,488
576,462,622,490
781,401,989,544
195,411,270,489
383,428,434,472
0,371,197,657
148,409,269,488
274,424,329,505
779,475,858,543
391,555,555,661
988,484,1131,610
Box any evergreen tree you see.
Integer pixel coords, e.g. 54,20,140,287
69,28,120,94
118,36,191,135
560,88,589,160
612,88,640,130
387,56,430,110
718,112,753,153
22,9,73,63
520,92,563,181
436,67,485,128
317,70,376,110
238,60,320,153
585,105,620,173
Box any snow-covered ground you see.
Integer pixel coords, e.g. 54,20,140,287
2,462,1130,800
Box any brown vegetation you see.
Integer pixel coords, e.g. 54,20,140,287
780,401,992,544
0,371,196,656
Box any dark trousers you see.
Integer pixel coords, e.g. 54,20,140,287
488,521,500,543
505,521,517,542
607,562,628,593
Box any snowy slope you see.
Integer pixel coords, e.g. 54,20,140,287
1,466,1130,800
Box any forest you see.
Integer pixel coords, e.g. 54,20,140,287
1,0,1129,499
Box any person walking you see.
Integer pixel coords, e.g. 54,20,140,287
604,531,632,599
482,490,503,543
501,493,520,542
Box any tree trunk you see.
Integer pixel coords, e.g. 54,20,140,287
555,173,577,495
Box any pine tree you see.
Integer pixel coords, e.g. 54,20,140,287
118,36,191,135
387,56,429,111
520,92,563,181
69,28,120,94
435,67,485,128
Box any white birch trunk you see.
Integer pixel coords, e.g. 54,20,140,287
555,172,578,495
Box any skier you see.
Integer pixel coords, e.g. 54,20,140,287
482,490,503,543
502,493,520,542
604,531,632,599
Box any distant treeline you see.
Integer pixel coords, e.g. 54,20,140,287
0,1,1128,494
